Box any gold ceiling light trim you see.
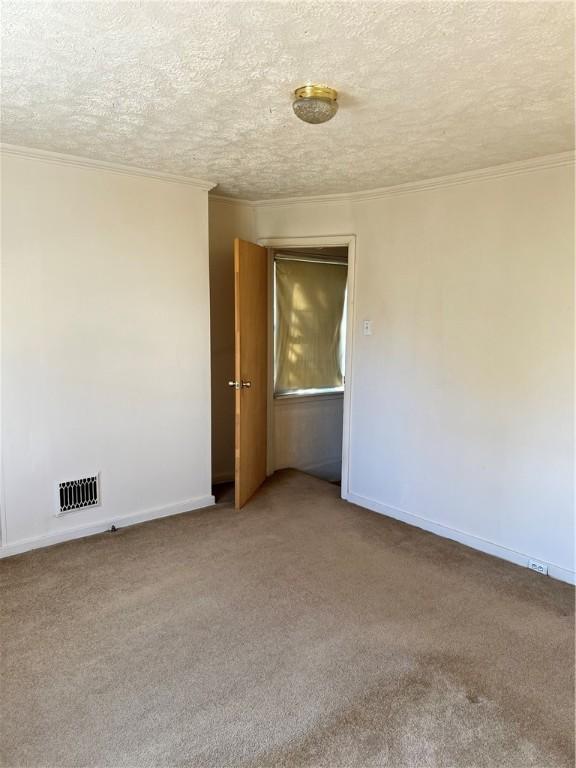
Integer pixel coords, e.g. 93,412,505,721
292,84,339,124
294,84,338,102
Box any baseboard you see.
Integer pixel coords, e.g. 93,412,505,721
277,458,342,482
346,491,576,586
301,457,342,473
0,494,215,559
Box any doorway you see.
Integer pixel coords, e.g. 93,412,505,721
211,234,356,507
268,246,349,487
260,235,356,499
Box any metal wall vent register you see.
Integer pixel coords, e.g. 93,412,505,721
58,475,100,514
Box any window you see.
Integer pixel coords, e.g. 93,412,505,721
274,255,348,396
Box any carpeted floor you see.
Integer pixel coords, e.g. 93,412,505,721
1,470,574,767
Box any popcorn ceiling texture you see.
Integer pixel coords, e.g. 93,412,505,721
1,1,573,199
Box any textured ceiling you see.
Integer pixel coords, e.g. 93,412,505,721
2,1,574,199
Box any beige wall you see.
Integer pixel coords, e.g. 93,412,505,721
208,199,255,481
1,152,214,552
273,394,343,481
210,161,575,581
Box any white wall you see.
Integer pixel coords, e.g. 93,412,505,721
273,394,343,481
211,159,574,582
1,151,214,553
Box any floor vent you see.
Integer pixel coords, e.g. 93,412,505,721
58,475,100,514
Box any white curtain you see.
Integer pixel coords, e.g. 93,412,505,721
275,259,348,393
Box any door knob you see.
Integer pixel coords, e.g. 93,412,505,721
228,380,251,389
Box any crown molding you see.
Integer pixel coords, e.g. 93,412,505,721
210,151,575,208
3,145,572,202
0,144,217,191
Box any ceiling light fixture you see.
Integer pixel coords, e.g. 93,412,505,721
292,85,338,124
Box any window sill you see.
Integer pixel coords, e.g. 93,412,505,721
274,388,344,403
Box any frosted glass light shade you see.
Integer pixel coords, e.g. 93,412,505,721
292,85,338,124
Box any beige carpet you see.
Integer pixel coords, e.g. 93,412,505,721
1,470,574,767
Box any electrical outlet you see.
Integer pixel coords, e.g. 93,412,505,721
363,320,373,336
528,559,548,576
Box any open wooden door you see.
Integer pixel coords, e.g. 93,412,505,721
230,239,268,509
